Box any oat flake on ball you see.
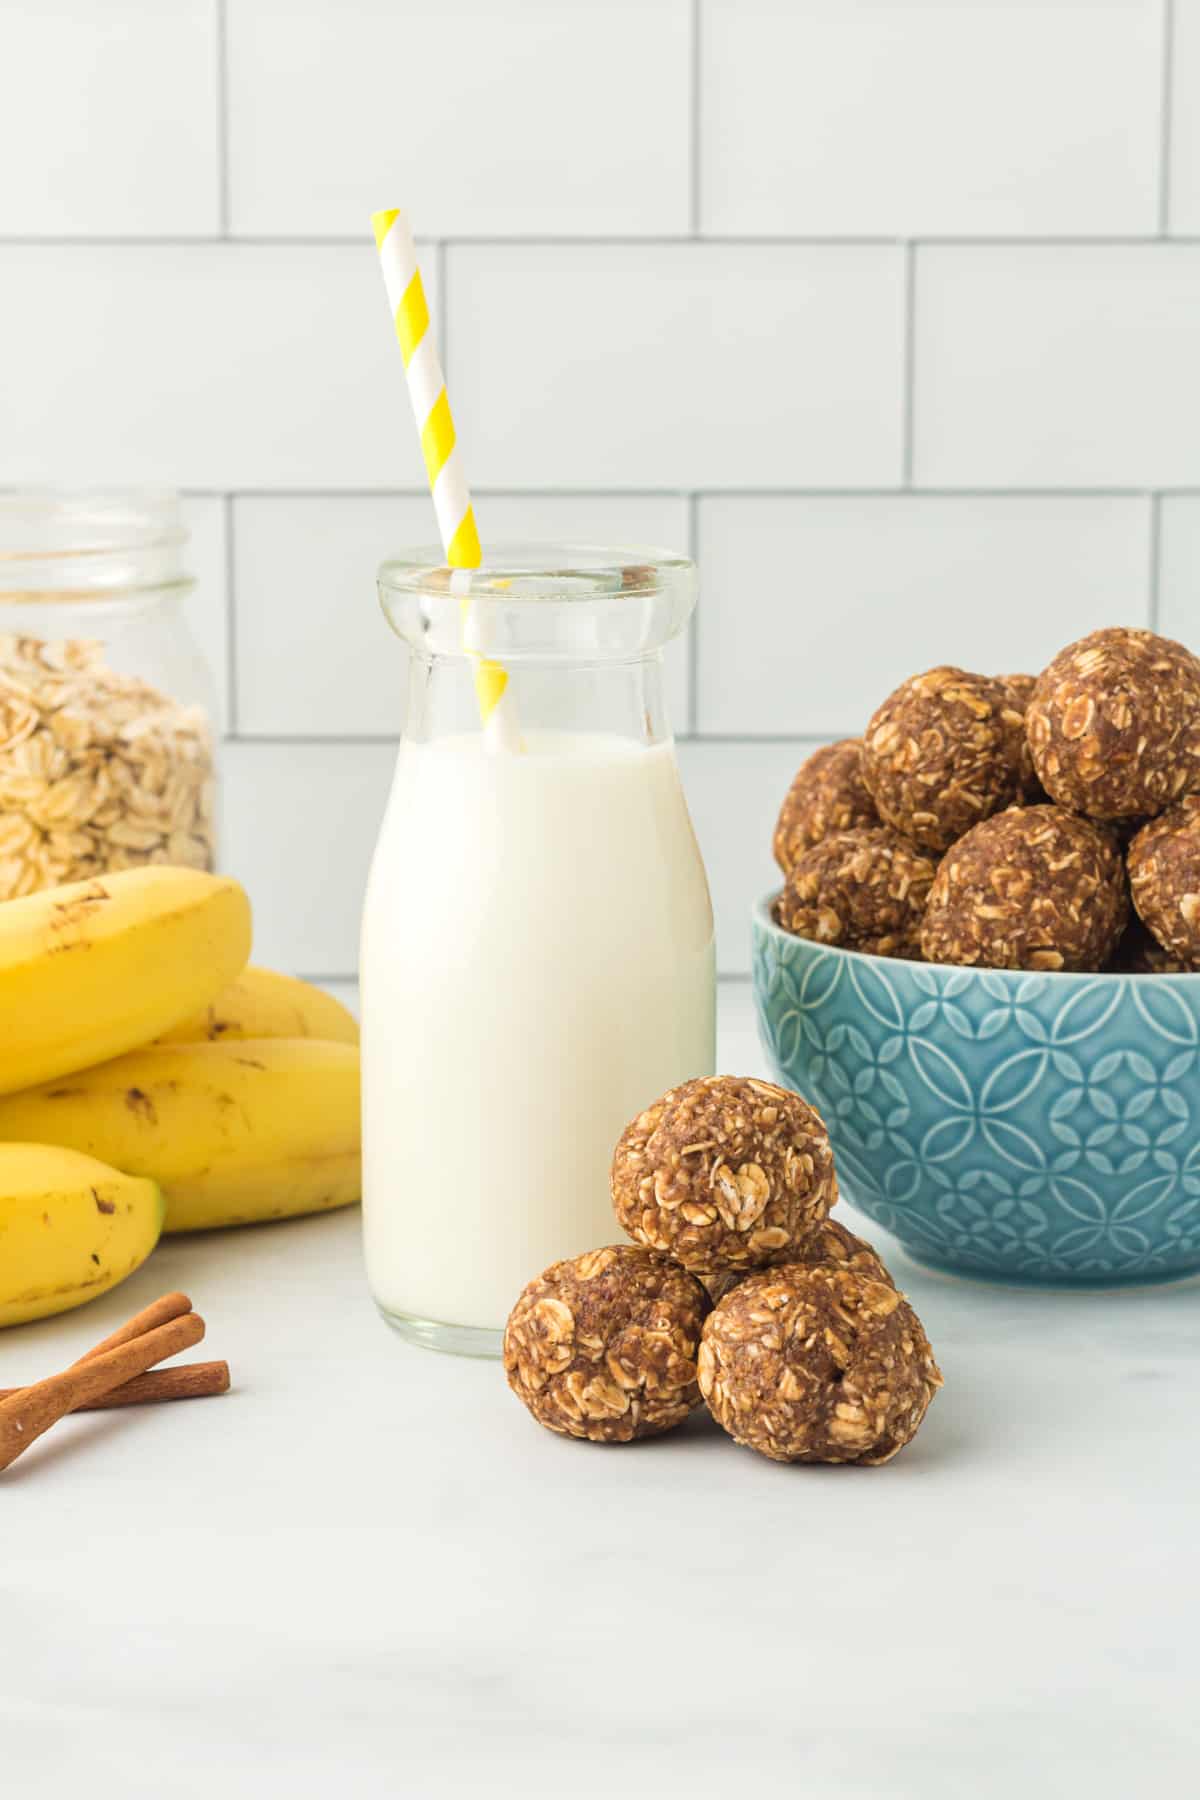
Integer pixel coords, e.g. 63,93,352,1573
920,804,1127,972
698,1264,942,1466
612,1076,837,1279
1128,797,1200,965
1026,627,1200,821
705,1216,895,1306
774,825,937,960
772,739,878,875
503,1244,709,1443
861,666,1027,853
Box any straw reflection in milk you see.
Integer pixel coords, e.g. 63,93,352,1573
361,729,716,1335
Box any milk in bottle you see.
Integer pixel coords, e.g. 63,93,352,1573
361,546,715,1354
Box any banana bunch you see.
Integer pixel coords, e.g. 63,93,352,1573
0,866,362,1327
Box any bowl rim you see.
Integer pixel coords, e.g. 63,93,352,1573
752,891,1200,986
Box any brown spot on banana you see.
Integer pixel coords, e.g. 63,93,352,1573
125,1088,158,1125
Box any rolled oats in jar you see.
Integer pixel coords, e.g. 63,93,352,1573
0,492,219,900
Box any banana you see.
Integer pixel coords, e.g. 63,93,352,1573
157,966,359,1047
0,866,252,1097
0,1040,361,1234
0,1143,163,1329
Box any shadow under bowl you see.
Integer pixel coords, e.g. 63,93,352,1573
752,896,1200,1287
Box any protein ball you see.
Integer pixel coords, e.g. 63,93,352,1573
705,1216,895,1306
921,804,1128,972
996,672,1046,803
698,1264,942,1466
1112,917,1200,975
861,666,1027,853
772,739,878,874
612,1076,837,1280
1027,627,1200,820
503,1244,709,1443
998,673,1036,710
774,826,937,960
1128,797,1200,964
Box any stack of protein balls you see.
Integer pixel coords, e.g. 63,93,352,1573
772,628,1200,974
503,1076,942,1465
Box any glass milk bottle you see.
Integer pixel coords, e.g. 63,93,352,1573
361,544,716,1355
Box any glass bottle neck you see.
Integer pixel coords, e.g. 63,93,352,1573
403,652,673,748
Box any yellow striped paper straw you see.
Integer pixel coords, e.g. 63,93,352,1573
371,206,517,748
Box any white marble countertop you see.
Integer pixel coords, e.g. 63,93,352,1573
3,983,1198,1799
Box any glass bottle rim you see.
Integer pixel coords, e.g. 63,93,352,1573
377,541,695,605
377,540,696,663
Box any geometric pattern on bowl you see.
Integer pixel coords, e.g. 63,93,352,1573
752,899,1200,1286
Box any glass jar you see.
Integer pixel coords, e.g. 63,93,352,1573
361,543,717,1357
0,490,219,900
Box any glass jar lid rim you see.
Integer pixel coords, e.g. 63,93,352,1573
0,488,186,563
377,541,695,603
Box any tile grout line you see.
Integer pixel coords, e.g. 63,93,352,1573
901,243,917,485
1149,492,1163,628
222,493,239,732
686,491,700,734
688,0,702,237
11,233,1200,248
1160,0,1176,236
180,485,1199,501
214,0,231,237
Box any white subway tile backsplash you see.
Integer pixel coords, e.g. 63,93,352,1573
0,245,435,490
180,495,230,729
1156,498,1200,651
220,741,395,975
913,247,1200,488
677,738,804,976
696,495,1151,737
700,0,1162,239
1168,0,1200,233
233,493,691,736
446,245,906,490
226,0,690,239
233,494,427,738
0,2,219,237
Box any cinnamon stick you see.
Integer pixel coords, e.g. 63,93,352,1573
0,1359,229,1411
72,1292,193,1365
0,1311,205,1473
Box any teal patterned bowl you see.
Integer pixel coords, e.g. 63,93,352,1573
752,897,1200,1286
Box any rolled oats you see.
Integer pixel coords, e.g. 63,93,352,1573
704,1215,895,1305
861,666,1027,854
611,1076,837,1279
772,739,877,875
773,825,937,960
0,636,214,900
1128,796,1200,964
503,1244,709,1443
921,804,1128,972
698,1264,942,1466
1026,627,1200,820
